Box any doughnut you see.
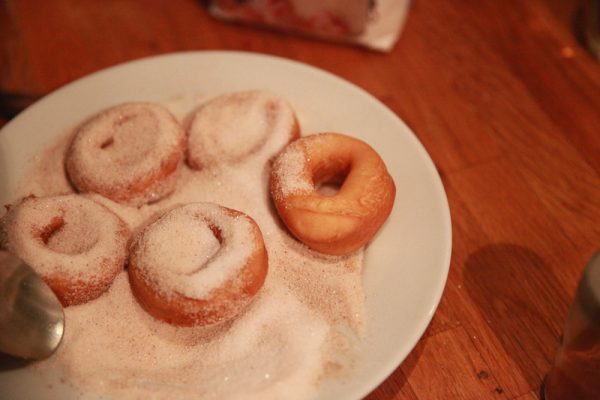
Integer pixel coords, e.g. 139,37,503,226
270,133,396,256
0,194,130,306
128,203,268,326
65,102,185,206
186,90,300,169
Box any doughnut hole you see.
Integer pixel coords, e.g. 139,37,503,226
314,159,350,197
38,215,65,245
37,210,99,255
99,137,114,149
96,110,158,166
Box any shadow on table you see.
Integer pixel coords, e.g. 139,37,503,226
463,243,570,392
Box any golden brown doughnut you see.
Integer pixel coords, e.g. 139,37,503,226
0,194,130,306
270,133,396,255
128,203,268,326
65,102,185,206
186,90,299,169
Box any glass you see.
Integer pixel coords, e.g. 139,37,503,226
543,250,600,399
585,0,600,60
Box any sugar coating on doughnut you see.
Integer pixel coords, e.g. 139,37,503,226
0,194,129,306
270,143,313,197
187,90,299,168
128,203,268,326
66,102,185,206
132,204,254,298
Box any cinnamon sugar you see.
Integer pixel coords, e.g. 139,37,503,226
13,92,366,399
271,142,313,198
1,195,127,280
187,91,298,168
65,102,185,206
132,203,256,299
44,213,97,255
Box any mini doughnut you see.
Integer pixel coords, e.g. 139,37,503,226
187,90,300,169
0,194,130,306
65,102,185,206
270,133,396,256
128,203,268,326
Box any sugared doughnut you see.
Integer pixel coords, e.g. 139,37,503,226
186,90,300,169
128,203,268,326
0,194,130,306
270,133,396,256
65,102,185,206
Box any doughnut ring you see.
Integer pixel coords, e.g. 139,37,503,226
0,194,130,306
186,90,299,169
128,203,268,326
270,132,396,256
65,102,185,206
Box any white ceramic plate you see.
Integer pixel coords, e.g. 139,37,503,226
0,51,451,399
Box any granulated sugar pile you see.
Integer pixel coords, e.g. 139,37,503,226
16,93,366,400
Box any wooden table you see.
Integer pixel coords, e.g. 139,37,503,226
1,1,599,399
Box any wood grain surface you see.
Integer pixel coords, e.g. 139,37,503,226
1,0,599,399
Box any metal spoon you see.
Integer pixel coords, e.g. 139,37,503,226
0,254,64,359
